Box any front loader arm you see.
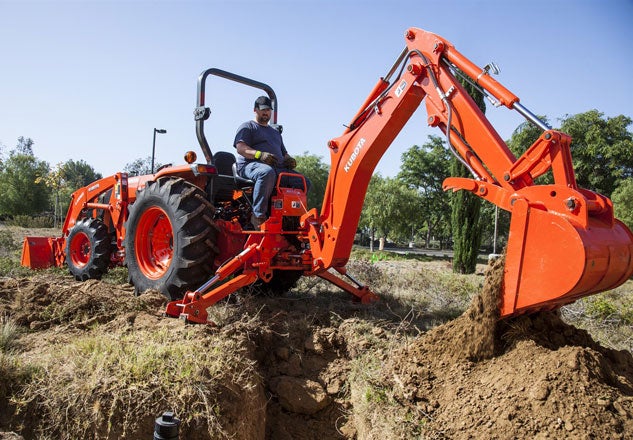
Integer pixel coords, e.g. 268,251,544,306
308,27,633,317
61,173,129,245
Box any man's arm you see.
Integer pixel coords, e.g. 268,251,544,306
236,141,278,166
236,142,260,160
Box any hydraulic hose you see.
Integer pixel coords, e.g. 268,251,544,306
411,49,479,179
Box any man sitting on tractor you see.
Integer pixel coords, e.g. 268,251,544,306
234,96,310,229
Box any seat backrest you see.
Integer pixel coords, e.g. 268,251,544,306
213,151,236,176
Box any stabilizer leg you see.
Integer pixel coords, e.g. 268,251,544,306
164,244,259,324
317,267,379,303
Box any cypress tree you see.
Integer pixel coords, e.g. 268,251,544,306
451,77,486,274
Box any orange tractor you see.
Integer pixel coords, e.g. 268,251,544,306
22,27,633,323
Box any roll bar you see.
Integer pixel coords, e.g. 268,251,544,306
195,68,278,164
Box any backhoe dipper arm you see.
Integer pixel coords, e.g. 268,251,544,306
307,27,633,317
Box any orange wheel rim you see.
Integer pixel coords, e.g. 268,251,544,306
135,206,173,279
69,232,91,268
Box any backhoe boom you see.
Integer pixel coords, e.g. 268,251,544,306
306,27,633,317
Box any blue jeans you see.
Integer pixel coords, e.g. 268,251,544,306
240,162,311,218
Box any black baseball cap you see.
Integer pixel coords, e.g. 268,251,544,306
254,96,273,110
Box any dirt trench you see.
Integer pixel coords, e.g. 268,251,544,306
0,275,363,439
0,262,633,439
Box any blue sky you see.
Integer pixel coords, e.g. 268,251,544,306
1,0,632,178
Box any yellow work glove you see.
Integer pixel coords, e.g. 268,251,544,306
257,151,278,166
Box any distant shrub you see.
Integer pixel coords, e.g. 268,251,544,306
0,257,32,277
6,215,54,228
586,297,618,319
0,230,17,253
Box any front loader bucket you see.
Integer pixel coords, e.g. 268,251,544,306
501,199,633,317
21,237,65,269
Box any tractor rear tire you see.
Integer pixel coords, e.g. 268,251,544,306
125,177,219,300
66,217,111,281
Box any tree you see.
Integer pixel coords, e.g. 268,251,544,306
479,202,510,254
507,111,633,194
360,174,422,251
294,152,329,212
35,159,104,226
124,156,161,177
0,138,50,216
62,159,103,189
398,136,452,248
559,110,633,196
450,77,486,274
612,178,633,231
36,163,65,227
449,169,482,273
507,119,550,157
16,136,34,156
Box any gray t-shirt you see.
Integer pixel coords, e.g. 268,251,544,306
234,121,288,171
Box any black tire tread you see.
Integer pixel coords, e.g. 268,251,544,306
66,217,111,281
125,177,218,300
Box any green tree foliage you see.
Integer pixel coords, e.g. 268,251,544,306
559,110,633,196
398,136,452,248
15,136,34,156
508,111,633,196
0,138,50,216
360,174,423,250
506,118,550,157
36,163,66,227
62,159,103,189
44,160,104,225
479,203,509,254
449,167,482,273
123,156,160,177
294,152,329,212
450,77,486,273
506,119,553,185
612,178,633,230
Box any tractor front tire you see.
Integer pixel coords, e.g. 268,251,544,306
125,177,219,300
66,218,111,281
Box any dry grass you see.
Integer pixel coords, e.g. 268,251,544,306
0,316,21,353
561,285,633,353
346,327,433,440
11,321,260,439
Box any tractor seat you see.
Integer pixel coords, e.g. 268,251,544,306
212,151,254,187
211,151,253,202
232,162,254,188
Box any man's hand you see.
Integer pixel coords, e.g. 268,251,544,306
260,152,278,166
283,154,297,169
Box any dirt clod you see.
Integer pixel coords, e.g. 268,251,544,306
270,376,330,415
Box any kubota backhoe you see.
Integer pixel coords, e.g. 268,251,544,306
22,27,633,323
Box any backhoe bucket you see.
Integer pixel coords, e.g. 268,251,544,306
21,237,65,269
501,199,633,317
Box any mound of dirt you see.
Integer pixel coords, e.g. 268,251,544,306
380,260,633,439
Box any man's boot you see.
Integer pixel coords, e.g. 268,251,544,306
251,214,266,230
